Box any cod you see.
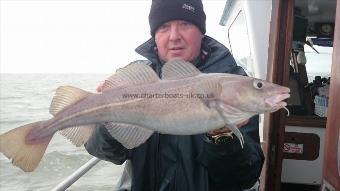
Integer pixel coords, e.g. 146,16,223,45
0,59,290,172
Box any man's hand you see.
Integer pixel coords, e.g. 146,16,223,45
207,119,249,136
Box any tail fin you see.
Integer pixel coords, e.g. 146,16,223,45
0,121,52,172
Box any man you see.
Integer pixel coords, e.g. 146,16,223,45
85,0,264,190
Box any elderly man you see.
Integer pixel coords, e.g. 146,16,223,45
85,0,264,190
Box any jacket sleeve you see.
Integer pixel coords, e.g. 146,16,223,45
84,124,129,165
197,116,264,190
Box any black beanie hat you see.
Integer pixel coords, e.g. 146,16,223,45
148,0,206,37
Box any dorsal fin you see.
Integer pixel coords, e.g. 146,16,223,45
102,60,160,91
49,86,90,116
161,59,201,80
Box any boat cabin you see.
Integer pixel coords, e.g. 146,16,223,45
220,0,339,190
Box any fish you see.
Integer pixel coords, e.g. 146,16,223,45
0,59,290,172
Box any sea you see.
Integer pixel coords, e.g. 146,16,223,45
0,73,124,191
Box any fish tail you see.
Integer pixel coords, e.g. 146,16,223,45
0,121,52,172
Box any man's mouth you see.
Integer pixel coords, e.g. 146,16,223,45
169,47,184,51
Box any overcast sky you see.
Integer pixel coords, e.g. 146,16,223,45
0,0,228,73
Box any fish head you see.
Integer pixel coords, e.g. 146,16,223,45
219,76,290,114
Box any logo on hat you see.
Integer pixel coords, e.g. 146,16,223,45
182,3,195,13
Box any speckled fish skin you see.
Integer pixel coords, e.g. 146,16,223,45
27,70,289,142
0,59,290,172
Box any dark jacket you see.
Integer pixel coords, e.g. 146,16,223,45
85,36,264,191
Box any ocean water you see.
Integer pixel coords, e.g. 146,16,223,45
0,74,124,191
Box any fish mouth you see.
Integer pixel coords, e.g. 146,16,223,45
265,93,291,108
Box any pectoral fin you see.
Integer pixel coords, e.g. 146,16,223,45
207,100,245,148
225,123,244,149
104,122,154,149
195,79,222,103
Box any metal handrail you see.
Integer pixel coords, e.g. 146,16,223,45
51,157,101,191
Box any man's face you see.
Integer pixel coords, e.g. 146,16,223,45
154,20,203,62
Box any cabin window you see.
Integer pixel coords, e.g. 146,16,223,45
287,5,334,118
228,10,254,76
289,43,332,117
304,45,332,80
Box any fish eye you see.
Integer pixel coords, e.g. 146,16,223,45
253,80,263,90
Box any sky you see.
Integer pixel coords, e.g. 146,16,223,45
0,0,228,73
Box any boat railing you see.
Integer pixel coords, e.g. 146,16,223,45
51,157,101,191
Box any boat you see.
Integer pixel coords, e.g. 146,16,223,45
52,0,339,190
219,0,339,190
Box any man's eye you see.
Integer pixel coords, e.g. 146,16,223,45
158,24,170,31
179,21,191,27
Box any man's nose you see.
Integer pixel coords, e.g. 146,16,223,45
169,25,181,41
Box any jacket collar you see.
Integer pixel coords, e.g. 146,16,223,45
134,38,160,65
